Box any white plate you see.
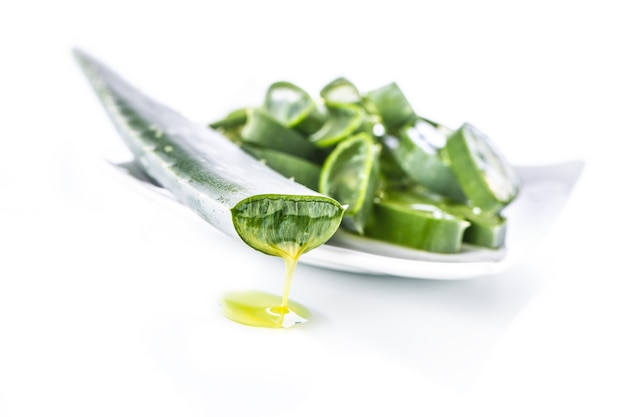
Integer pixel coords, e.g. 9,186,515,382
107,159,584,280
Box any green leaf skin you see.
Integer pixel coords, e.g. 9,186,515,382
74,49,344,257
443,123,521,214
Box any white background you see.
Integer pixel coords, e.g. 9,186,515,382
1,1,625,416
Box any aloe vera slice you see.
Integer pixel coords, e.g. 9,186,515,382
364,192,469,253
74,49,344,257
209,107,248,143
241,108,327,163
320,77,362,105
392,187,507,249
447,204,507,249
443,123,520,214
319,133,379,234
309,103,367,147
263,81,326,135
382,121,466,202
365,82,418,132
241,144,321,191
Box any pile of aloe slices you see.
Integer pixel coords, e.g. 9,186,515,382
210,78,521,254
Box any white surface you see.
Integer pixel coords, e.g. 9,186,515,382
1,1,625,416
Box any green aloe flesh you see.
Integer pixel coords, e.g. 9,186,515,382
74,49,345,258
232,195,343,258
211,78,521,253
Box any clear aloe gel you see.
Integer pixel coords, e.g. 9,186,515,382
221,256,311,329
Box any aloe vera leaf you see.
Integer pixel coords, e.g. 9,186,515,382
241,144,322,191
241,108,328,163
74,49,344,256
263,81,326,135
443,123,521,214
232,195,344,258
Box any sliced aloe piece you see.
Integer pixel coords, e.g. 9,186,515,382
263,81,326,135
392,187,506,249
241,108,327,163
443,123,521,214
320,77,362,105
381,121,466,202
241,144,321,191
364,192,469,253
209,107,248,143
309,103,367,147
74,50,344,258
378,143,412,189
447,204,507,249
365,81,418,132
209,107,248,130
319,133,379,234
